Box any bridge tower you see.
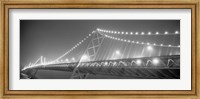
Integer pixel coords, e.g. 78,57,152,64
70,30,105,79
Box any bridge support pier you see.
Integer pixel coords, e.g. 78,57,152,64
22,69,38,79
71,69,89,79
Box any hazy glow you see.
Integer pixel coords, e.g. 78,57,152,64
81,54,90,62
136,59,142,65
152,58,159,65
116,50,121,55
147,46,153,51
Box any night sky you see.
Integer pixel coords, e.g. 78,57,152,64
20,20,180,69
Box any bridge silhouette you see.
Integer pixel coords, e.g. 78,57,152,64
21,28,180,79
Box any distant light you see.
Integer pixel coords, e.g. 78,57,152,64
152,58,159,65
105,62,108,65
168,45,171,47
81,54,89,60
141,32,145,35
147,46,153,51
130,32,133,35
141,42,144,44
135,32,138,35
122,32,124,34
114,31,117,34
72,58,75,61
165,31,168,34
178,45,180,47
126,32,128,34
132,41,134,43
160,44,163,46
175,31,179,34
116,50,120,55
148,32,151,35
156,32,159,35
147,43,150,45
136,59,142,65
136,41,139,44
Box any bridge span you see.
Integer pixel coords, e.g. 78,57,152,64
21,55,180,79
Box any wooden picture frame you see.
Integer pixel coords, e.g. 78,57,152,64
0,0,199,99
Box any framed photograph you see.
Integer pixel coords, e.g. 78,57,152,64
1,0,199,98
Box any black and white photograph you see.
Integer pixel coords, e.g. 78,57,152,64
20,20,180,79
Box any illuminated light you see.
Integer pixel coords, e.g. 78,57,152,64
136,59,142,65
130,32,133,35
122,32,124,34
128,40,131,43
160,44,163,46
118,32,120,34
147,46,153,51
126,32,128,34
121,39,123,41
168,45,171,47
136,41,139,44
153,43,156,46
124,40,127,42
89,34,91,36
81,54,89,60
111,31,114,33
118,38,120,40
175,31,179,34
148,32,151,35
115,38,117,40
132,41,135,43
135,32,138,35
105,62,108,65
72,58,75,61
114,31,117,34
152,58,159,65
165,31,168,34
156,32,159,35
141,32,145,35
116,50,121,55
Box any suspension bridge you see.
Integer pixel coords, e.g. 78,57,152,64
21,28,180,79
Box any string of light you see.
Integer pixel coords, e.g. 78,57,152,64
102,33,180,48
97,28,179,36
53,31,95,62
